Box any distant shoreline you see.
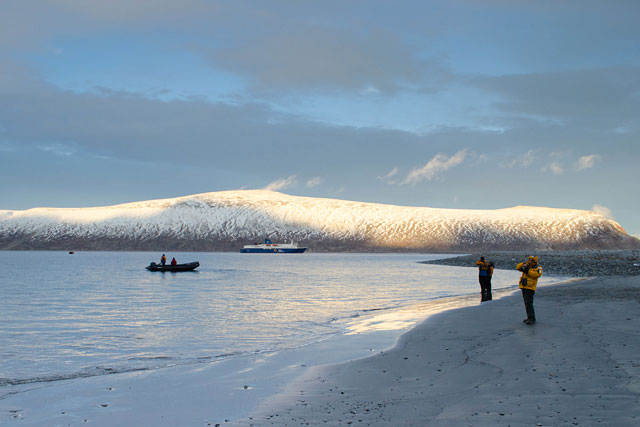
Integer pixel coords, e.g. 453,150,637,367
421,249,640,277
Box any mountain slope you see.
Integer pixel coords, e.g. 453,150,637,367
1,190,638,251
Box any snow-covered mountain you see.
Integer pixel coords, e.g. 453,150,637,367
1,190,638,251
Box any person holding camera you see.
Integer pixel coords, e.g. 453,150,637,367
516,255,543,325
475,256,494,301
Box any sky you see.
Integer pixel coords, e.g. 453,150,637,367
1,0,639,236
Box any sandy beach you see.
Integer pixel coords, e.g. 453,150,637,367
238,276,640,426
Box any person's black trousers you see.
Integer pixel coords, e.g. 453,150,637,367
485,277,492,300
479,276,492,301
521,288,535,320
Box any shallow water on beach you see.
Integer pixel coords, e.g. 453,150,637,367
0,251,564,388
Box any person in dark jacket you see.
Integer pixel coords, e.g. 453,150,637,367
485,261,494,301
171,257,177,266
475,257,492,302
516,256,543,325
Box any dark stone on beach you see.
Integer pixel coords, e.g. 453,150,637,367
420,250,640,277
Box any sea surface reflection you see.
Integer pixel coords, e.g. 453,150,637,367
0,251,566,386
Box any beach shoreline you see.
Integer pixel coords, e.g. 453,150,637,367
1,284,526,427
2,272,638,426
420,249,640,277
237,276,640,426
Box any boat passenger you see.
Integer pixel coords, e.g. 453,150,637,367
171,257,177,266
161,254,167,266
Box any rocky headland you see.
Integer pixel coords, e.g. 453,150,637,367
421,249,640,276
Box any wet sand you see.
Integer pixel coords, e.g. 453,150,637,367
239,276,640,426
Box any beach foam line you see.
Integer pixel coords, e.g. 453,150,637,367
0,291,502,426
238,276,640,426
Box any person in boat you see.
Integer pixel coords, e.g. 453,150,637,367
171,257,177,266
517,256,543,325
475,256,492,302
160,254,167,266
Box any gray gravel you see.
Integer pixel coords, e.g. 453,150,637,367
420,250,640,277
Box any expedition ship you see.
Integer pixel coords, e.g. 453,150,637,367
240,239,307,253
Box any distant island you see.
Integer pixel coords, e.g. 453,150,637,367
1,190,638,252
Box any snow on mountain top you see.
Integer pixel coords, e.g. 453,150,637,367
0,190,636,251
0,190,603,218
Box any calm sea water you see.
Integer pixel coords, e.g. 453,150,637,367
0,251,558,388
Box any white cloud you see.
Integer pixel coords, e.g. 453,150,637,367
505,149,536,168
577,154,601,170
550,162,564,175
592,204,614,219
402,149,468,185
265,175,297,191
541,161,564,175
522,150,536,166
475,154,489,164
39,143,76,157
306,176,322,188
377,167,398,184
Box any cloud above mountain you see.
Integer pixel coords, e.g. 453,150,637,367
402,149,469,185
0,0,639,238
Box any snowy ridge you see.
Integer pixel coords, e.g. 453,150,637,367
1,190,638,251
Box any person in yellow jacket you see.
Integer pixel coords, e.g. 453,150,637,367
516,255,543,325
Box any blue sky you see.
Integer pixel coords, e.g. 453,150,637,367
1,0,639,236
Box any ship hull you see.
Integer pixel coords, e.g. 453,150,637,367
240,247,306,253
